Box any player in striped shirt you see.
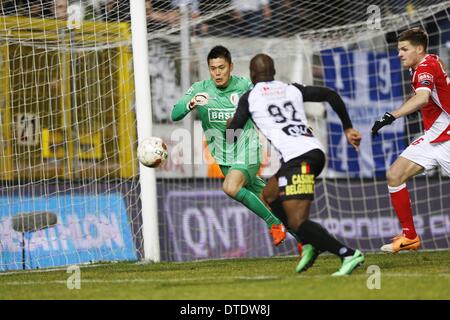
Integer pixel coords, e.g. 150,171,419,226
228,53,365,275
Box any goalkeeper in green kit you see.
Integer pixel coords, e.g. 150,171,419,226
171,45,287,246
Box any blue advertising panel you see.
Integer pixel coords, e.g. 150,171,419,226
0,194,137,271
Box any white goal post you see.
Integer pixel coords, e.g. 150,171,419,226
130,0,160,262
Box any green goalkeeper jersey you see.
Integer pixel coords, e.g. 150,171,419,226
172,75,261,166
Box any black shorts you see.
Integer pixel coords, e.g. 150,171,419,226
275,149,326,201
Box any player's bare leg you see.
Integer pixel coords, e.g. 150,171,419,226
281,199,311,229
387,156,424,186
222,170,286,245
222,169,246,198
382,156,424,253
262,176,278,204
263,176,306,254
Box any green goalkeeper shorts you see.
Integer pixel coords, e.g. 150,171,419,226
220,163,266,196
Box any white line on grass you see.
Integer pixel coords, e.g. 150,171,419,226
2,275,281,286
2,273,450,287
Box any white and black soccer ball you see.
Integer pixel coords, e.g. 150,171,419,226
137,137,168,168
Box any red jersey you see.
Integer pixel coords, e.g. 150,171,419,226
411,54,450,143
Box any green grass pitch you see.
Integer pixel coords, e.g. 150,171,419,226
1,250,450,300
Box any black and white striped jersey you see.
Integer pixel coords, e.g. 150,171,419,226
228,80,353,162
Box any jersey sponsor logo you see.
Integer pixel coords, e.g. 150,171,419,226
230,93,239,106
282,124,314,137
260,86,285,96
418,72,433,86
285,173,315,196
208,109,235,122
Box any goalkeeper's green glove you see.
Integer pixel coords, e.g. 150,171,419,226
371,112,396,137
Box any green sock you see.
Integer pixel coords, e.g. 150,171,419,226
235,188,282,227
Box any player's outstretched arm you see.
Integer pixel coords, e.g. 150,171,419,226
391,89,430,118
293,84,353,130
172,91,193,121
371,90,430,136
294,84,360,150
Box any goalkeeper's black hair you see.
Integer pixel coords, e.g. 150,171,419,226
398,28,428,52
207,45,232,64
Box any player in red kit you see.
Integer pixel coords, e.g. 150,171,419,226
372,28,450,253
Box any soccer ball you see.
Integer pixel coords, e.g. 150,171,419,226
137,137,168,168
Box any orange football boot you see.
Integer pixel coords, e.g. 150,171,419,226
269,224,287,246
380,234,421,253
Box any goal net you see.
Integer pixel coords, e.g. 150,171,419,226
0,0,143,271
1,0,450,271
